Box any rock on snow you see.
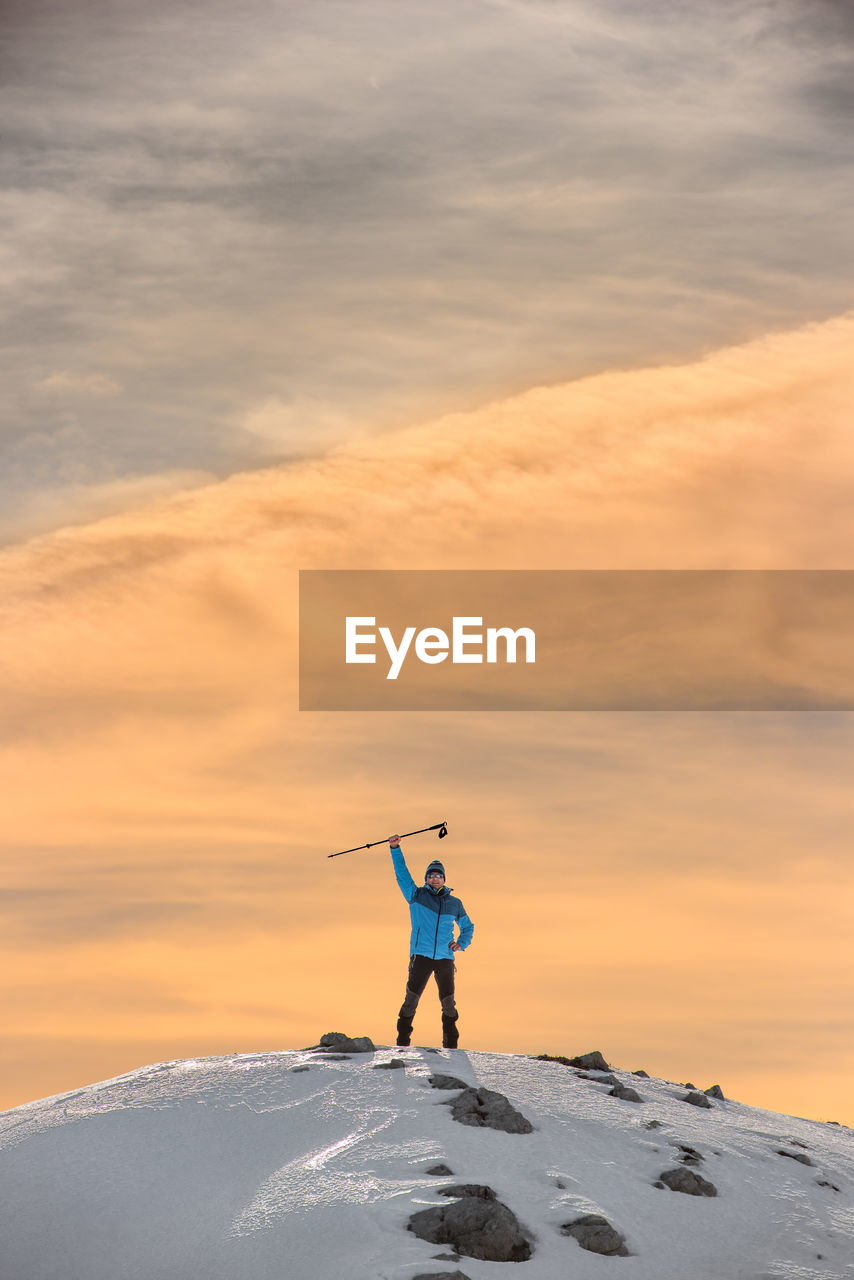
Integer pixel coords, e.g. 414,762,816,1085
0,1045,852,1279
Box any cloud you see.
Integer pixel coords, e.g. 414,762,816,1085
3,0,853,540
18,308,854,570
38,371,123,397
1,314,852,833
0,469,216,545
238,398,359,454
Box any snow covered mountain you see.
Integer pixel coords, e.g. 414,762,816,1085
0,1040,852,1280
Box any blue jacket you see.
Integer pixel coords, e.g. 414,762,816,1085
391,845,474,959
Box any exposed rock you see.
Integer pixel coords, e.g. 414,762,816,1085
432,1253,462,1261
445,1087,534,1134
595,1074,621,1088
534,1050,611,1071
610,1084,643,1103
683,1091,713,1109
429,1074,470,1091
317,1032,375,1053
817,1179,841,1192
412,1272,470,1280
659,1167,718,1197
645,1119,664,1130
413,1272,471,1280
570,1050,611,1071
408,1190,533,1262
290,1065,310,1073
684,1082,697,1090
426,1163,455,1176
633,1069,650,1078
373,1058,406,1070
319,1032,349,1046
704,1084,725,1100
561,1214,630,1257
315,1053,351,1061
777,1149,814,1166
677,1144,704,1166
439,1184,496,1202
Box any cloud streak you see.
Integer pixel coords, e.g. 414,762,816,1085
3,0,853,538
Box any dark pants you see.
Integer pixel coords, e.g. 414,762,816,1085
397,955,459,1046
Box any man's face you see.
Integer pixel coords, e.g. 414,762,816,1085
426,872,445,891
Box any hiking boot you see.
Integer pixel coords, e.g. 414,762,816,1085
396,1015,413,1047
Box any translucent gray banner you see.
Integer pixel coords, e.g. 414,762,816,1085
299,570,854,710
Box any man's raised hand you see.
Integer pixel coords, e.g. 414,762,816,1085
389,834,401,848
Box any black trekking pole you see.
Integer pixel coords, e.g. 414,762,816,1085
329,821,448,858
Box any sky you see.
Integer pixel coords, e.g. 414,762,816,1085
3,0,854,537
1,0,853,1121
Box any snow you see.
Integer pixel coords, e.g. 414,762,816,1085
0,1046,852,1280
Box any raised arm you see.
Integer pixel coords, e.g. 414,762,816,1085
389,835,418,902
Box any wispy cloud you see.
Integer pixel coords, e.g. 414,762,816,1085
2,0,853,539
37,371,123,398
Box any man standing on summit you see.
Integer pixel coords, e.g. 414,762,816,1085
389,834,474,1048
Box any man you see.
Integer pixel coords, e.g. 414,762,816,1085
389,833,474,1048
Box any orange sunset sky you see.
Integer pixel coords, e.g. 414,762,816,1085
2,0,853,1123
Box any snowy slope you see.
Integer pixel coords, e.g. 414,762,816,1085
0,1045,852,1280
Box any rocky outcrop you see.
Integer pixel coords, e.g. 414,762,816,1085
704,1084,725,1099
315,1031,375,1053
560,1213,630,1256
373,1058,406,1070
676,1144,704,1166
533,1049,611,1071
657,1167,718,1196
426,1163,454,1176
445,1087,533,1134
610,1083,643,1103
408,1186,533,1262
438,1184,495,1202
777,1148,814,1166
412,1272,471,1280
429,1074,469,1090
569,1050,611,1071
683,1090,713,1109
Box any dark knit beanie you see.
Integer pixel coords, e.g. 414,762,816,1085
425,860,446,879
